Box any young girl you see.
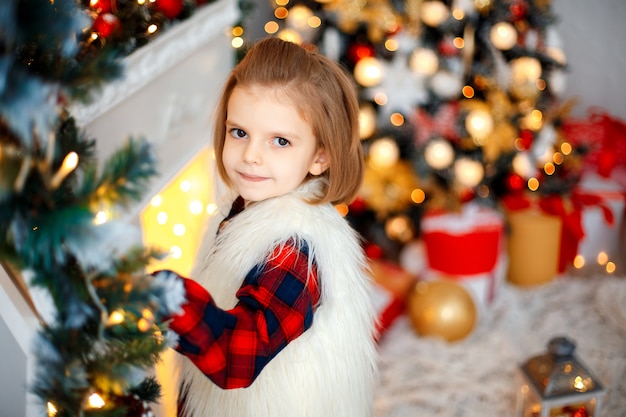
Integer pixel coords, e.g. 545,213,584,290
159,37,378,417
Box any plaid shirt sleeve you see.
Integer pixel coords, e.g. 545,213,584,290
166,240,320,389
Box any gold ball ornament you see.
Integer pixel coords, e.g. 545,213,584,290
453,157,484,188
276,28,303,45
424,137,455,170
354,56,384,87
369,137,400,168
465,108,494,142
359,103,377,139
286,5,314,31
509,56,542,100
420,1,450,27
407,279,477,342
490,22,517,50
409,47,439,75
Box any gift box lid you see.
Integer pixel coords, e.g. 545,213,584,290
422,203,504,234
577,171,624,195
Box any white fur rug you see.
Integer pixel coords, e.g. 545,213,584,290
374,276,626,417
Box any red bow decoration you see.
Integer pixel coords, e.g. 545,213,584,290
413,102,461,146
562,109,626,177
503,191,615,273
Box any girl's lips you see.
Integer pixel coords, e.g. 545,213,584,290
239,172,267,182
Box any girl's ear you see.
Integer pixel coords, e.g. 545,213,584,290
309,148,330,176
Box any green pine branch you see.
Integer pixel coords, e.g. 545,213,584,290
76,137,159,210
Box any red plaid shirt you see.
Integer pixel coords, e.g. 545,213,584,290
167,201,321,390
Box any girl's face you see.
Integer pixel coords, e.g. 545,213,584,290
222,84,328,203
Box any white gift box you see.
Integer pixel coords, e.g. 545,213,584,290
414,204,508,319
574,172,625,273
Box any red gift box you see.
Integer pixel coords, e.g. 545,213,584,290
371,283,406,342
368,260,415,341
420,204,506,317
422,205,505,275
562,108,626,178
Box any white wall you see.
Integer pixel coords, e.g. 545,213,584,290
553,0,626,120
0,309,28,416
0,267,39,416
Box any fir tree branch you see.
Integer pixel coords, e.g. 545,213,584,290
87,137,158,209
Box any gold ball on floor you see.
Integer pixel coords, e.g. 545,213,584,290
407,279,477,342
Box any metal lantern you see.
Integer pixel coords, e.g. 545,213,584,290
517,337,606,417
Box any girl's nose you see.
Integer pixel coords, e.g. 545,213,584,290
242,140,261,165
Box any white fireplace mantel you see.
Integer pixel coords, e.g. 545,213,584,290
73,0,239,221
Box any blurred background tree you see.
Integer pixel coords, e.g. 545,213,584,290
236,0,582,261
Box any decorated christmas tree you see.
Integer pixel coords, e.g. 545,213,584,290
252,0,581,262
0,0,198,414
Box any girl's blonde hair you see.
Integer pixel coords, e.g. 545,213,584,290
213,37,364,205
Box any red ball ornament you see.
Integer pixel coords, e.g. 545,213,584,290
347,43,374,64
518,129,534,150
154,0,184,19
571,405,589,417
92,13,121,38
459,188,475,203
560,405,589,417
349,196,368,214
510,0,528,21
90,0,113,13
385,24,401,37
364,243,384,260
437,37,459,57
506,173,525,192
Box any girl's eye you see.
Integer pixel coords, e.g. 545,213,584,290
230,128,247,139
273,137,290,147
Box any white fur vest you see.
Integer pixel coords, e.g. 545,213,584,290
173,179,378,417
